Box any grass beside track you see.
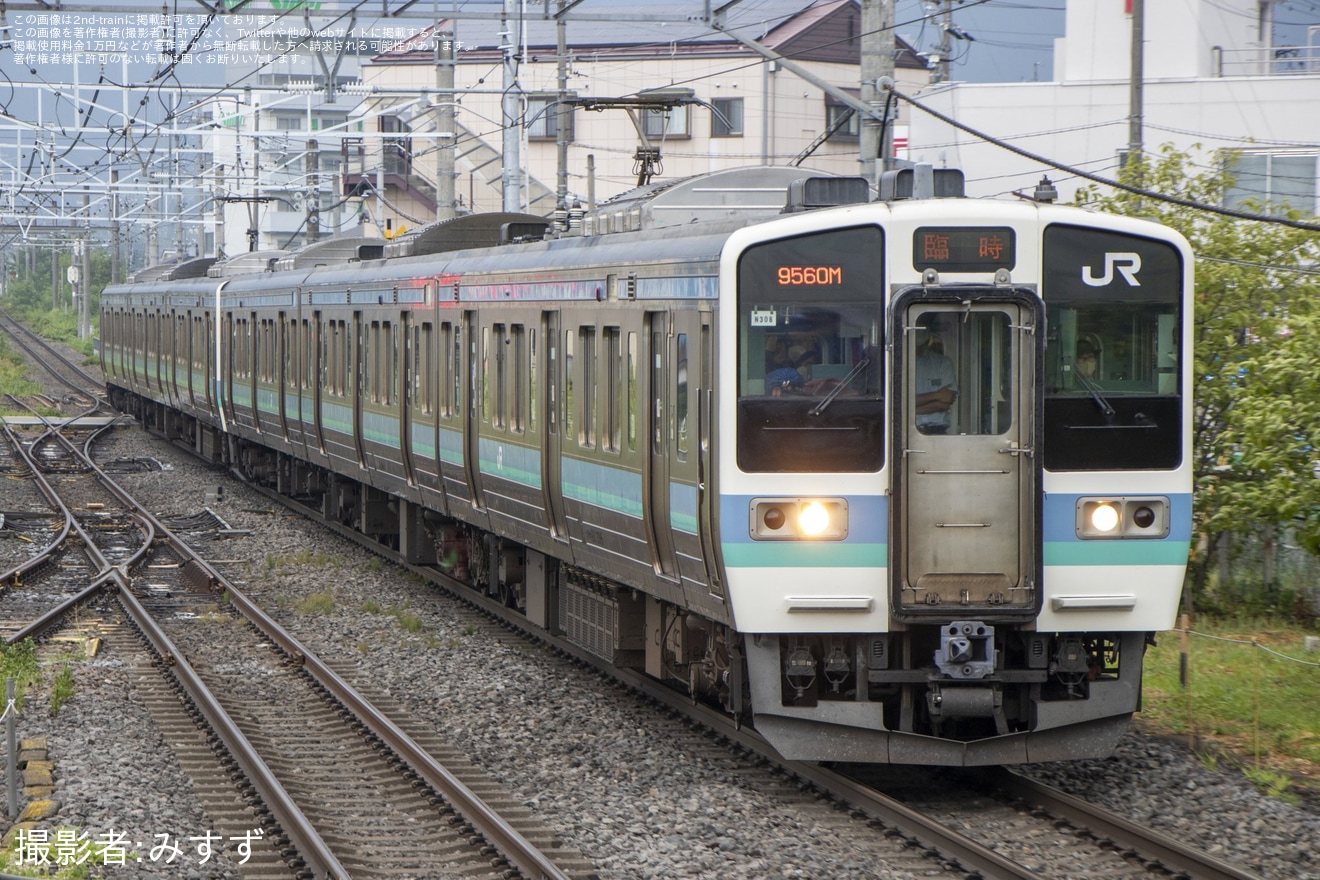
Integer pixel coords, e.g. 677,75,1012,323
1139,618,1320,800
0,333,44,403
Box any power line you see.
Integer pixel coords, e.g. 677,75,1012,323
885,83,1320,233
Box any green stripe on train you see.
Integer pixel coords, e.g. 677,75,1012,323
1043,541,1191,566
720,543,887,568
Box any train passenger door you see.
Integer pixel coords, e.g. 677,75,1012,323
646,310,679,579
542,311,569,541
892,295,1042,618
692,312,724,600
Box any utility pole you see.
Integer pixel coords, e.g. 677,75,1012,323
1128,0,1145,181
306,138,321,244
81,189,91,340
110,168,121,284
435,28,457,221
555,1,570,212
859,0,894,186
252,94,262,252
501,0,522,213
933,0,953,84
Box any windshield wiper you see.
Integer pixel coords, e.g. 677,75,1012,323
810,357,870,417
1074,370,1116,424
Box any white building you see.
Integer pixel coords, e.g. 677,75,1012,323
349,0,931,228
906,0,1320,212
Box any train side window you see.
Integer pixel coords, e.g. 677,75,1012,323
415,323,433,414
440,322,453,418
511,325,525,434
387,321,397,406
382,321,390,404
603,326,621,453
676,332,689,461
527,328,537,434
563,329,575,440
627,331,638,453
481,326,492,425
322,320,332,395
334,321,345,396
580,327,596,449
365,321,377,403
285,318,294,388
306,320,315,391
493,323,507,430
451,323,462,420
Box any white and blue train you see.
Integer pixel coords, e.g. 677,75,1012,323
102,166,1192,765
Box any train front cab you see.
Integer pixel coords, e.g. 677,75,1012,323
719,205,1191,766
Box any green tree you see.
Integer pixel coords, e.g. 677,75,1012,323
1077,146,1320,599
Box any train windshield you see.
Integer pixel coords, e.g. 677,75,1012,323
1041,225,1184,470
735,226,885,473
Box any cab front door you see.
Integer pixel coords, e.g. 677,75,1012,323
892,294,1042,618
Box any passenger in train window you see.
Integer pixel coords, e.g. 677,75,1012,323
1075,336,1101,385
914,317,957,434
764,335,791,373
766,347,820,395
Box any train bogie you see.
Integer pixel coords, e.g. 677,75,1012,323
102,167,1192,766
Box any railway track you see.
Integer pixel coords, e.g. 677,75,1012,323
237,468,1270,880
0,310,105,409
0,410,593,880
3,317,1293,878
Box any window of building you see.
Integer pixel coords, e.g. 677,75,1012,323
825,98,860,142
526,94,575,140
643,106,690,139
711,97,744,137
1224,150,1318,217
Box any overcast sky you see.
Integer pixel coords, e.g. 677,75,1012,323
895,0,1320,84
895,0,1064,83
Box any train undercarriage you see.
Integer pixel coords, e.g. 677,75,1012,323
118,388,1145,766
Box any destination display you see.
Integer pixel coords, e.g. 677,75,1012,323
914,226,1016,272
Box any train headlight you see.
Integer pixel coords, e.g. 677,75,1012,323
1090,503,1120,533
751,498,848,541
1076,497,1170,539
799,502,831,536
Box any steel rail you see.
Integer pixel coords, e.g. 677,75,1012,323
7,414,353,879
176,548,573,880
63,431,572,880
111,580,352,880
607,661,1039,880
0,311,104,398
984,768,1266,880
239,466,1272,880
266,482,1028,880
0,424,75,589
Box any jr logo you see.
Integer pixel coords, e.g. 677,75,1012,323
1082,252,1142,287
